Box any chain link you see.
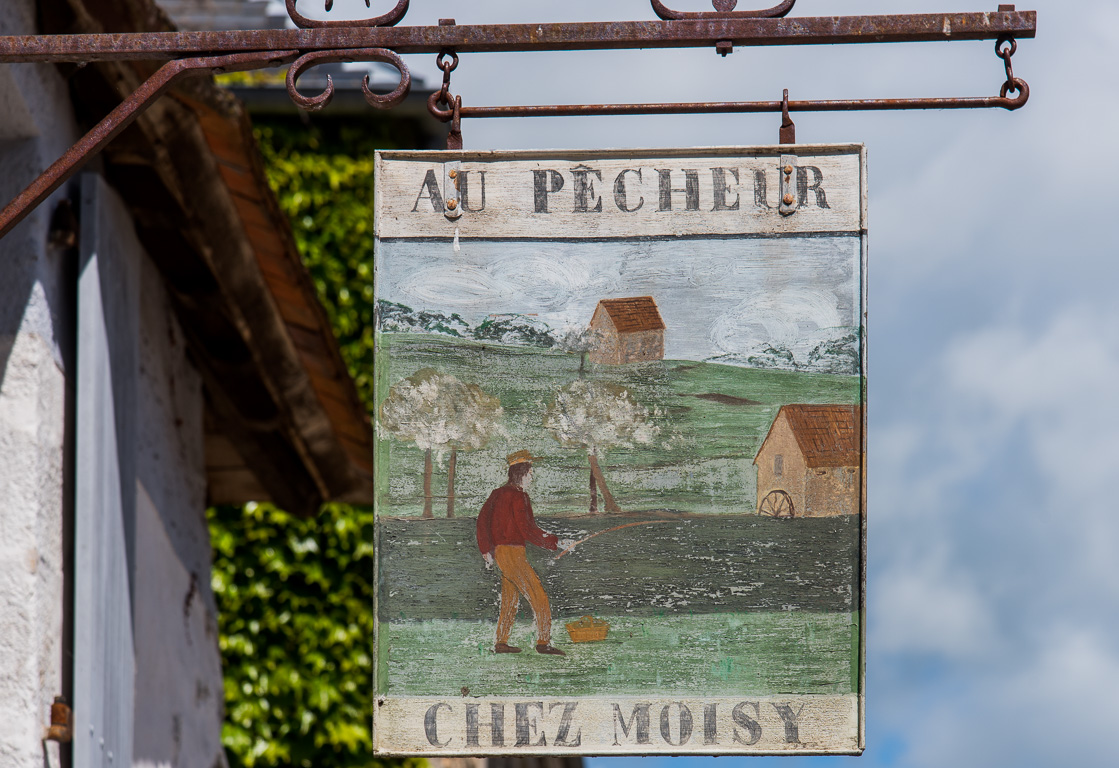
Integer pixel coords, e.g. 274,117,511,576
435,49,459,108
996,36,1020,95
428,48,460,123
430,49,463,146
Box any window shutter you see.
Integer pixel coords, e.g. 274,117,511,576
73,174,138,768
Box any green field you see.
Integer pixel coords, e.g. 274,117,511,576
374,333,861,517
377,515,860,698
378,516,858,622
380,612,858,698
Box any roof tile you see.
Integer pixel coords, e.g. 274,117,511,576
781,404,862,468
596,296,666,333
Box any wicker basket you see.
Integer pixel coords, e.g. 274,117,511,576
565,615,610,643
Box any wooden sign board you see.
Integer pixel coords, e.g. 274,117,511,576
372,146,866,756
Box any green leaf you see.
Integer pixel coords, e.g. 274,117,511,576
209,118,412,768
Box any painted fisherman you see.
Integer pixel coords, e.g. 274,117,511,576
477,450,574,656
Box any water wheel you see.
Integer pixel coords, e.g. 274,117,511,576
759,490,795,518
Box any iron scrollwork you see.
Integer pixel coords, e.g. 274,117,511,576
651,0,796,21
286,47,411,110
285,0,409,29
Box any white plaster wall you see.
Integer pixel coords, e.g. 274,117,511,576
0,1,82,766
133,256,227,768
1,3,227,766
0,327,66,768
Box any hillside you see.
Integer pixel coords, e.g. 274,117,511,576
374,333,862,518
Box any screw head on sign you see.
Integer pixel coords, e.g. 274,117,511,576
784,165,793,175
783,194,795,206
449,170,458,179
447,199,458,210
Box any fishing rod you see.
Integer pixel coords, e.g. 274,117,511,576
553,520,674,561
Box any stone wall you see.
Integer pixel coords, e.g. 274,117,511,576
804,465,860,517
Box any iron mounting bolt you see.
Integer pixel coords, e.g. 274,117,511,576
448,169,458,179
783,165,793,175
783,193,795,206
447,199,458,210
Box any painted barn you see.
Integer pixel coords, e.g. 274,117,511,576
588,296,666,365
753,404,864,518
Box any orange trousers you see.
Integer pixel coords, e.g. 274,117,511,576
494,545,551,645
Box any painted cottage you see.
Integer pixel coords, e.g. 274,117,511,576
588,296,666,365
753,404,864,518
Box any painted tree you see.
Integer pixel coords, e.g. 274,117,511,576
543,380,659,513
553,325,604,376
378,368,503,518
439,377,505,518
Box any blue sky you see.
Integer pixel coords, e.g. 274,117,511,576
326,0,1118,763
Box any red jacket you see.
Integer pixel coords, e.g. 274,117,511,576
477,484,558,554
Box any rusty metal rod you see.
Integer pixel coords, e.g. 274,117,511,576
451,91,1029,119
0,12,1036,62
0,50,298,239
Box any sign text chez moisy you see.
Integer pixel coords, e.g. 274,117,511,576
372,146,866,756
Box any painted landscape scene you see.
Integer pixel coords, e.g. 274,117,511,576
374,235,864,700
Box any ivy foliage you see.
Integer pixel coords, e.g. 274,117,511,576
209,502,398,768
253,120,379,404
208,118,425,768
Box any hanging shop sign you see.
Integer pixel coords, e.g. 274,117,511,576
372,146,867,756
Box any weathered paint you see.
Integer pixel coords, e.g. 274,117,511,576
0,5,227,759
376,695,858,755
373,146,867,755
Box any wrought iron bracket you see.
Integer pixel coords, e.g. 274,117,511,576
0,1,1037,239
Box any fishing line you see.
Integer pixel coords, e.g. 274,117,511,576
553,520,674,561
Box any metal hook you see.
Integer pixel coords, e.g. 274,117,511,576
779,88,795,144
446,96,463,150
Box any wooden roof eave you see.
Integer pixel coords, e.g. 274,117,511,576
51,0,375,515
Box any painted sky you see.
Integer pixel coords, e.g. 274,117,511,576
328,0,1118,764
376,236,860,362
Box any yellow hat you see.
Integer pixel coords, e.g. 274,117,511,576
506,450,542,466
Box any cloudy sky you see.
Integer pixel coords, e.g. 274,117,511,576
324,0,1117,764
377,236,860,362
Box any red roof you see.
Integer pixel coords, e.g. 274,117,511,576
768,404,862,468
595,296,666,333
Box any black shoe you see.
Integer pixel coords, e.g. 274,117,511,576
536,644,566,656
494,643,522,654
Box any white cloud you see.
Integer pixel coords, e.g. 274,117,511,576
874,553,998,658
862,302,1119,766
882,626,1119,768
940,306,1119,594
710,286,846,353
